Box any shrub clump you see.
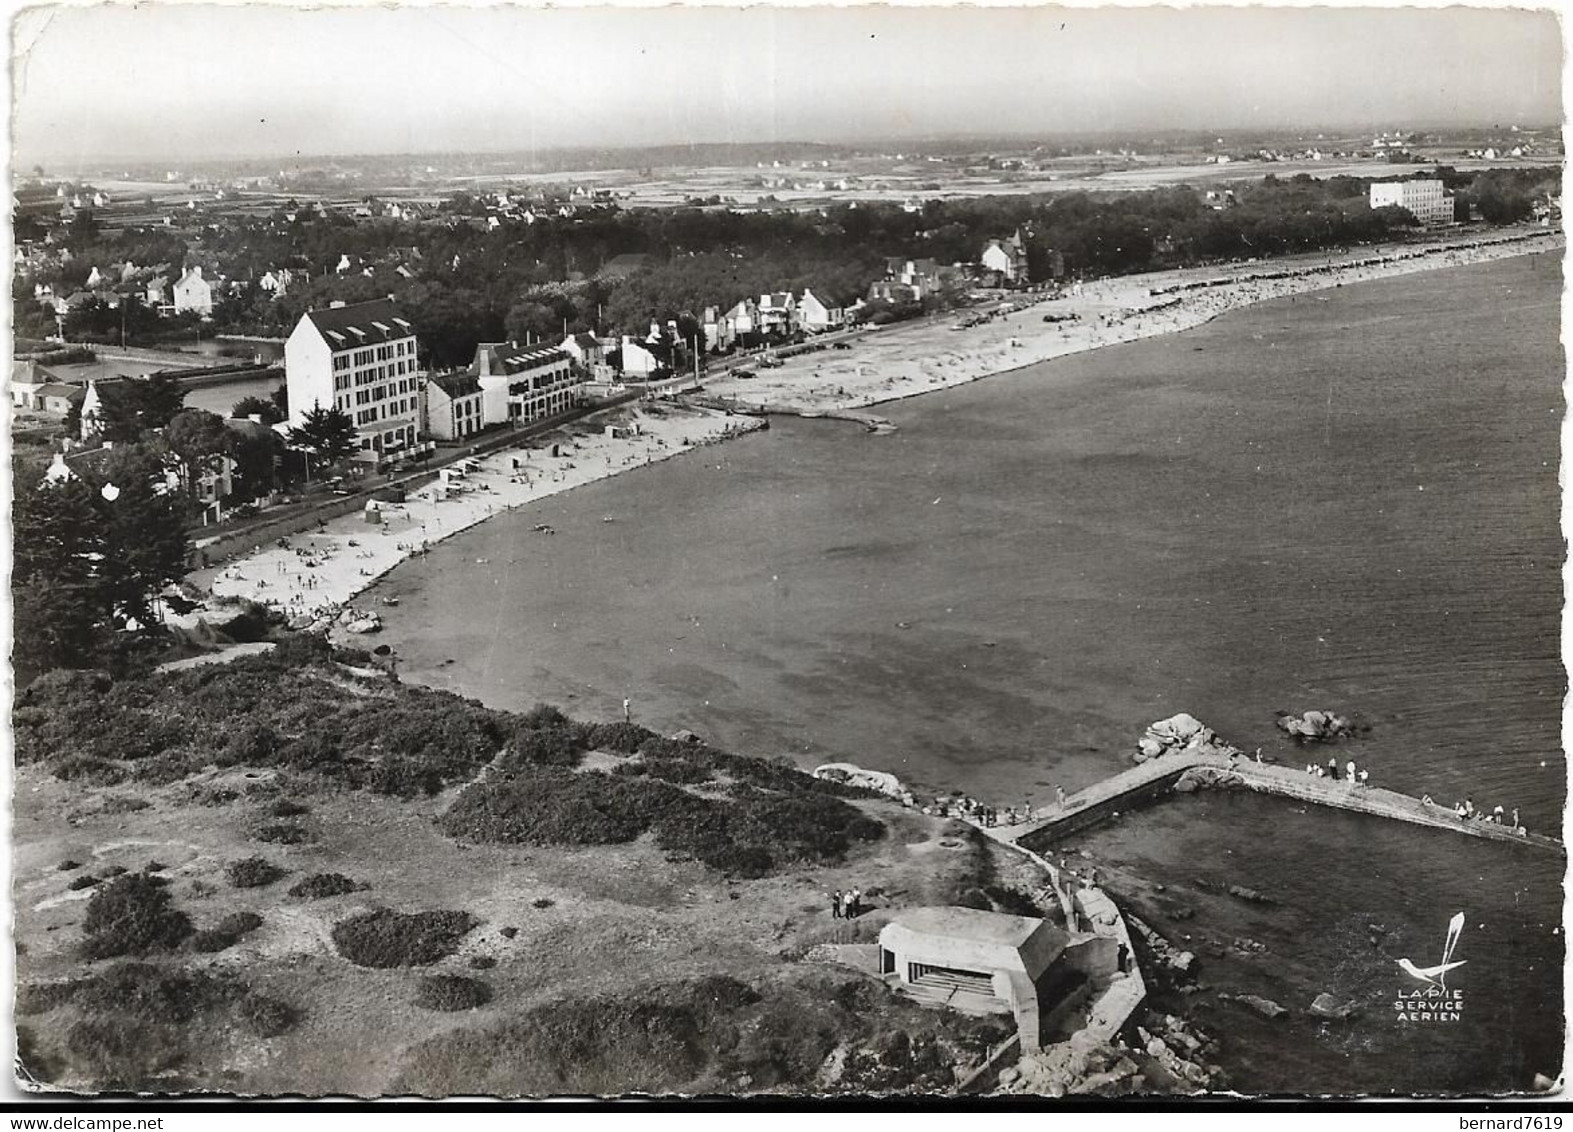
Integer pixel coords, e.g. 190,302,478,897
331,909,480,968
67,874,101,892
57,859,83,871
81,874,193,959
15,980,84,1016
235,993,301,1038
414,975,494,1012
439,764,884,879
253,822,311,845
57,961,303,1089
288,873,363,899
191,911,265,953
227,857,287,889
268,798,310,818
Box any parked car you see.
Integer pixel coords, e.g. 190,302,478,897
733,368,756,380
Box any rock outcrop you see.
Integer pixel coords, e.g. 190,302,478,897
1223,993,1287,1019
1134,714,1241,763
1276,709,1357,742
1309,993,1361,1021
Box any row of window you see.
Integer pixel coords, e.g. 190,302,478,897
360,423,415,452
334,364,417,392
354,398,416,427
333,339,415,371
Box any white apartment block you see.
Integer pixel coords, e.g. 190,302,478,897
473,342,584,424
1369,179,1454,226
285,298,422,460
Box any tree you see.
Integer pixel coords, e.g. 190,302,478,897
94,372,187,443
230,426,282,501
12,444,189,678
164,409,238,507
90,442,191,628
231,395,285,425
13,478,108,674
288,404,358,471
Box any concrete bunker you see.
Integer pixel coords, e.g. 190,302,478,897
879,906,1079,1052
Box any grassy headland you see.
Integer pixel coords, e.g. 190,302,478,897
13,637,1042,1095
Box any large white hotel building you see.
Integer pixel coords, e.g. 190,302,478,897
285,299,424,462
1368,178,1455,226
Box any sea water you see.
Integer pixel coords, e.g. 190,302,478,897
380,253,1565,1091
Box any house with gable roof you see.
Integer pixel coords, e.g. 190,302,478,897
797,288,845,333
173,266,214,316
981,228,1031,285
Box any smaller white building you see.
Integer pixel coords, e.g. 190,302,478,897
797,288,845,333
173,266,214,316
423,371,485,441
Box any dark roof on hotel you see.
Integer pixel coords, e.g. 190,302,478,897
430,371,482,399
303,298,415,350
489,343,571,374
571,333,600,351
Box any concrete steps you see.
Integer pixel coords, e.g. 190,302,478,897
894,976,1012,1018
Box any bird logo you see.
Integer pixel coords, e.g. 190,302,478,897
1396,912,1467,989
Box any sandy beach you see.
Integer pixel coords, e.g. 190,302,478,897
179,226,1559,633
703,227,1563,415
185,403,764,629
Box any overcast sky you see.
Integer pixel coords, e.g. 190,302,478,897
10,3,1563,164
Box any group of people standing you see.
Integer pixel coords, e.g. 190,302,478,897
1305,757,1370,788
1434,796,1525,835
830,889,863,920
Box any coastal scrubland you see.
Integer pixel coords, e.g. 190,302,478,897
13,640,1042,1095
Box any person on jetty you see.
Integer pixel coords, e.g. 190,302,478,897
1346,759,1357,784
1056,785,1067,808
1358,768,1370,788
1327,757,1339,780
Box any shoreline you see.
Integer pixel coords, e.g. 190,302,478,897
179,227,1559,634
184,403,766,629
703,227,1562,416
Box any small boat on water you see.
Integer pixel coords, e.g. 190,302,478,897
380,596,400,607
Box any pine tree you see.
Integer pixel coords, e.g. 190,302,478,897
287,404,358,471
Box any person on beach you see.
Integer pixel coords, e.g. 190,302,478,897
1056,785,1067,808
1493,805,1505,824
1328,757,1339,780
1465,797,1475,817
1512,807,1521,832
1346,760,1357,784
831,891,842,919
1358,768,1369,788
